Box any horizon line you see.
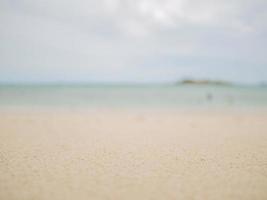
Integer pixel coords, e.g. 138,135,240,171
0,80,265,87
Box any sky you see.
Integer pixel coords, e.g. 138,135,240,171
0,0,267,84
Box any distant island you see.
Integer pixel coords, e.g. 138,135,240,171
177,79,232,86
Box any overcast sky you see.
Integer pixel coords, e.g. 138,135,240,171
0,0,267,84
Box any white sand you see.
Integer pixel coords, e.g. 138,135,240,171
0,109,267,200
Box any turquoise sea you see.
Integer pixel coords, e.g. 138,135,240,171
0,84,267,110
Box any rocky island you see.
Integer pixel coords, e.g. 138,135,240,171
178,79,232,86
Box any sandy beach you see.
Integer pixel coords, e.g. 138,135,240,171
0,108,267,200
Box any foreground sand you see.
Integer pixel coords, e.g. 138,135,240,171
0,108,267,200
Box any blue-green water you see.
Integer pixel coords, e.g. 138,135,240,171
0,85,267,110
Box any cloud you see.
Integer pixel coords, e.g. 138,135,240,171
0,0,267,83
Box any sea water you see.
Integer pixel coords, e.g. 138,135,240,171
0,84,267,110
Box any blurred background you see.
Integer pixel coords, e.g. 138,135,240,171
0,0,267,110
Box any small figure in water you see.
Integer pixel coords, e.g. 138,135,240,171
206,93,213,101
